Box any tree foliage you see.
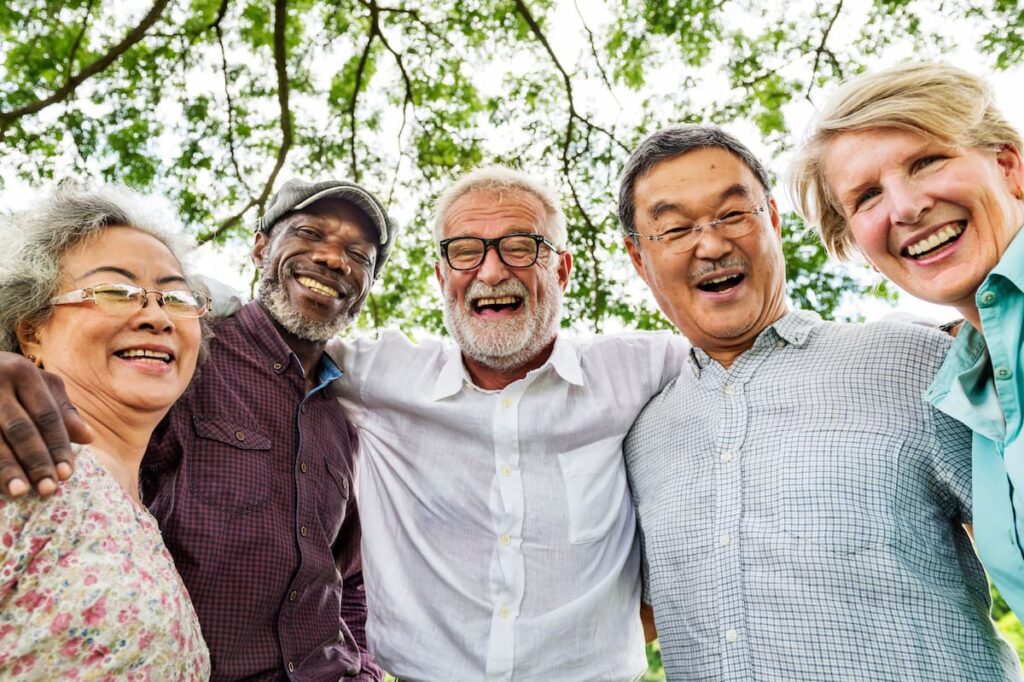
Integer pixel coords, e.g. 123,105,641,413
0,0,1015,331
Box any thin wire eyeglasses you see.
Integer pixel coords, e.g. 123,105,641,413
627,203,770,252
49,283,210,318
439,233,561,271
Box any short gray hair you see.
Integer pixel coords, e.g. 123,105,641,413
0,182,206,355
432,165,568,250
618,125,773,235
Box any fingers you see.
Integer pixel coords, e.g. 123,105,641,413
0,354,85,497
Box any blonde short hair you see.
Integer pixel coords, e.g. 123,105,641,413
790,62,1022,260
431,165,568,251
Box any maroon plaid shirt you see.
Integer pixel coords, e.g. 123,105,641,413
141,301,379,682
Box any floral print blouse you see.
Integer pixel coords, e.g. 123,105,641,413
0,445,209,680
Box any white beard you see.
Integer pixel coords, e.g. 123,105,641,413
442,268,563,371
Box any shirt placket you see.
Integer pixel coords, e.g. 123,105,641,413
280,373,330,676
484,378,530,680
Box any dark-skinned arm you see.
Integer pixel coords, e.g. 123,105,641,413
0,352,93,496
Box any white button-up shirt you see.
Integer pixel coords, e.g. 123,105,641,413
329,330,687,681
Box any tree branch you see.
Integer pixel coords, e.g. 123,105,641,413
572,0,621,110
347,3,380,182
202,0,294,242
215,0,246,186
0,0,172,133
65,0,98,80
806,0,844,101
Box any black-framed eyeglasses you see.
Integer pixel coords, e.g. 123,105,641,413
50,282,210,318
627,203,769,253
439,233,560,271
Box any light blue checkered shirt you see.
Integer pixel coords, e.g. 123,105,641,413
625,310,1020,681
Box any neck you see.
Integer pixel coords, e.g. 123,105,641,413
64,389,164,504
462,338,556,390
268,316,328,392
703,307,788,370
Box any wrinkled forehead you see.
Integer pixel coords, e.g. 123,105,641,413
638,151,765,222
442,188,551,238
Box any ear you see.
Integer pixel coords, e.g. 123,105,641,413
768,197,782,239
555,251,572,291
434,261,446,290
996,144,1024,193
251,231,269,268
624,236,651,285
15,319,44,361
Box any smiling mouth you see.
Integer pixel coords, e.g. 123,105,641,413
697,274,745,293
114,349,174,364
904,221,965,258
297,275,339,298
472,295,524,314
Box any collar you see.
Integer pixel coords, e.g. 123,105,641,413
987,226,1024,294
233,301,296,370
431,333,583,401
689,308,815,372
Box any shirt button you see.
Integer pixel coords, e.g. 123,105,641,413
775,339,786,349
720,451,734,463
502,398,513,408
234,431,246,442
996,367,1012,380
500,534,511,545
300,526,308,537
719,534,732,546
725,629,739,643
499,607,510,618
273,362,283,370
289,590,298,602
979,290,997,306
300,462,308,474
723,384,736,395
501,466,512,477
287,661,295,673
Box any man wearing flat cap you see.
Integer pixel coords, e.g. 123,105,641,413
148,178,394,681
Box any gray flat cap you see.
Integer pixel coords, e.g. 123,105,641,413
256,178,399,278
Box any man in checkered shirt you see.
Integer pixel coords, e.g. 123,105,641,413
618,124,1021,680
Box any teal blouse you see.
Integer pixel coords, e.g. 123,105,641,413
927,229,1024,615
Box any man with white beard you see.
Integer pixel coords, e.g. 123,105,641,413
327,166,688,681
0,167,687,681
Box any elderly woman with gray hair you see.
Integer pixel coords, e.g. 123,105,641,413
791,62,1024,617
0,184,210,678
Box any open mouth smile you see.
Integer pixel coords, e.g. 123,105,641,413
696,274,745,293
471,295,524,315
903,221,965,259
113,348,175,364
297,275,340,299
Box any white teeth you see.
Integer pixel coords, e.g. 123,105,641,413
297,276,339,298
908,223,964,256
119,349,171,362
705,275,738,285
476,296,518,306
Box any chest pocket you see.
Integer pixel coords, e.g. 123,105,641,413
320,459,351,541
777,429,898,553
189,415,272,514
558,434,630,544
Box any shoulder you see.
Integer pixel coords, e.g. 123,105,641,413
572,330,687,362
811,318,951,362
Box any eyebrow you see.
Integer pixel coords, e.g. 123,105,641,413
76,266,188,286
648,183,756,221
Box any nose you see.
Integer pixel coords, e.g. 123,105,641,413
313,246,352,275
134,292,174,332
475,244,511,286
886,176,931,226
691,224,734,262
